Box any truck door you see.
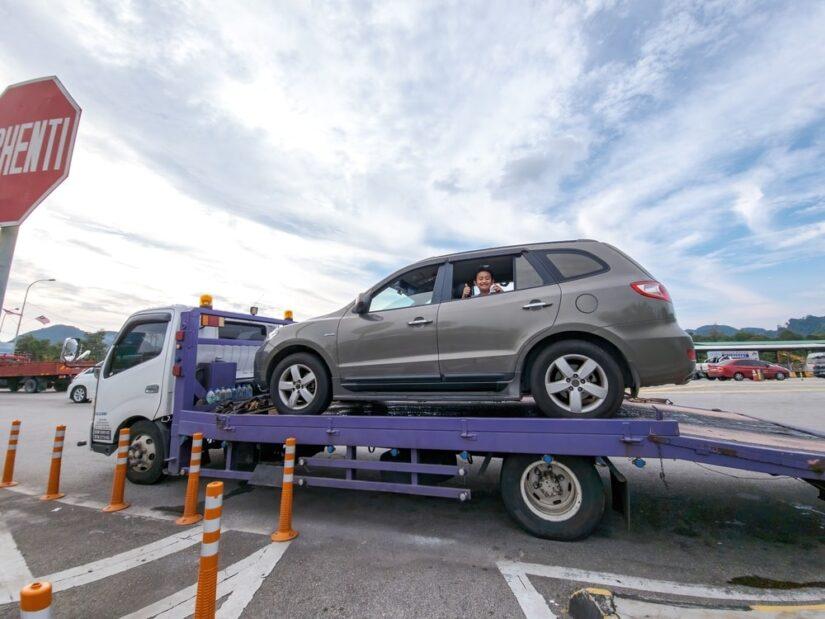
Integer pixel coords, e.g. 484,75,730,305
92,312,172,444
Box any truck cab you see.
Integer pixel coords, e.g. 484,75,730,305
89,301,279,483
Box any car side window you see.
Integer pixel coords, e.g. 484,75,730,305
545,251,607,280
514,255,544,290
105,320,169,377
368,264,439,312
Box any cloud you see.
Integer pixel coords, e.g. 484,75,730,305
0,0,823,338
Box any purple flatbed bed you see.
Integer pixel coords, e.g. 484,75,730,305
162,307,825,535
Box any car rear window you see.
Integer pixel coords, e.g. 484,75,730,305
545,251,608,280
218,321,267,341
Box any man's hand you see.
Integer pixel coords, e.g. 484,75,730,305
491,283,503,294
462,284,472,299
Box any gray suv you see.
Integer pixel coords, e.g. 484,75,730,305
254,240,694,418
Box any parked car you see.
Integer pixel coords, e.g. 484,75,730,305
805,352,825,378
707,358,788,381
254,240,695,419
68,365,100,403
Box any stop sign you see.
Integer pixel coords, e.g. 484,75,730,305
0,76,81,227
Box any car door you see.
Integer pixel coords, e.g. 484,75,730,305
437,252,561,388
93,313,173,441
336,263,444,390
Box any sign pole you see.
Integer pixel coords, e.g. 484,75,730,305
0,225,19,319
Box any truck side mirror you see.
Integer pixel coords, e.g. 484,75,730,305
60,338,79,362
353,293,370,314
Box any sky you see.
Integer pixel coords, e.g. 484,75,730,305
0,0,823,340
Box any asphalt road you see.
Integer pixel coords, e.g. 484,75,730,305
0,380,824,617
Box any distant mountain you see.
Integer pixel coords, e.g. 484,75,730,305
690,324,739,336
786,315,825,337
740,327,778,337
1,324,117,351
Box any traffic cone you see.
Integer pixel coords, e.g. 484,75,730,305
194,481,223,619
103,428,130,512
0,419,21,488
751,369,757,381
271,437,298,542
41,425,65,501
19,581,51,618
176,433,204,525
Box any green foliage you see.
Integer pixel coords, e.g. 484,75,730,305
79,330,109,362
14,334,61,361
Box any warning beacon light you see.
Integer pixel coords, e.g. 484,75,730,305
199,294,213,309
250,306,259,316
284,309,294,321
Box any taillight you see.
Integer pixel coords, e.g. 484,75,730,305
631,280,671,302
687,348,696,362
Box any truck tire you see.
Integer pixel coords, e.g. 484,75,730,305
500,455,605,541
530,340,624,418
22,378,38,393
70,385,88,403
54,379,70,392
270,353,331,415
126,420,166,484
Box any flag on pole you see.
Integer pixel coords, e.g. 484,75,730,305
35,315,50,325
3,308,21,316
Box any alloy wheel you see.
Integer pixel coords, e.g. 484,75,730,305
277,363,317,410
544,354,609,415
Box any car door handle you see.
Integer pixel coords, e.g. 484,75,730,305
407,318,433,326
522,300,552,310
145,384,160,394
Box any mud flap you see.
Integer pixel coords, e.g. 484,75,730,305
603,457,630,530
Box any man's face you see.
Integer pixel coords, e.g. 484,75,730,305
475,270,493,293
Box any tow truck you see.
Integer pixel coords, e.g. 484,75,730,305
80,299,825,540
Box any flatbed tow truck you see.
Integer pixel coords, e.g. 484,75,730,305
88,304,825,541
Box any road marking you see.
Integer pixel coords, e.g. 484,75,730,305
121,541,291,619
499,566,556,619
497,561,825,617
0,521,33,604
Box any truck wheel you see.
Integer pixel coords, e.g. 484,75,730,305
500,455,605,541
70,386,88,403
270,353,331,415
126,420,166,484
22,378,38,393
530,340,624,418
8,380,19,392
54,379,70,392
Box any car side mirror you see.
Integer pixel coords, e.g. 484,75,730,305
60,338,79,362
353,293,370,314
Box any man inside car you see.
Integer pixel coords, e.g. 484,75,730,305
461,267,504,299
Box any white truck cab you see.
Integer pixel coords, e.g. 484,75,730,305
89,303,273,482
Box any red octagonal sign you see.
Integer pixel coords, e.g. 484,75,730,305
0,76,81,227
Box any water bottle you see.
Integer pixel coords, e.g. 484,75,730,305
206,389,217,405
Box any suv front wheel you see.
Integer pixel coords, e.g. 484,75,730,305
270,352,332,415
530,340,624,419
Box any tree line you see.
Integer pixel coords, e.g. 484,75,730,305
11,331,110,362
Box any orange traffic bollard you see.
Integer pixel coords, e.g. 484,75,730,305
103,428,130,512
271,437,298,542
0,419,21,488
194,481,223,619
176,432,204,525
20,580,51,618
41,425,65,501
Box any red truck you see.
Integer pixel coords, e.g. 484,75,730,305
0,353,95,393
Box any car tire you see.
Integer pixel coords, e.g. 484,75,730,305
500,455,605,541
270,353,331,415
22,378,38,393
530,340,624,419
126,420,166,485
775,372,786,381
70,386,88,403
734,372,744,381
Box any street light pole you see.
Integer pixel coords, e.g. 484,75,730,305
13,278,56,346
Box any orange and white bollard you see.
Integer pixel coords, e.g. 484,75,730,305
193,481,223,619
103,428,130,512
41,425,65,501
271,437,298,542
176,433,204,525
19,580,51,617
0,419,21,488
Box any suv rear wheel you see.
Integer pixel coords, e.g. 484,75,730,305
270,352,332,415
530,340,624,419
